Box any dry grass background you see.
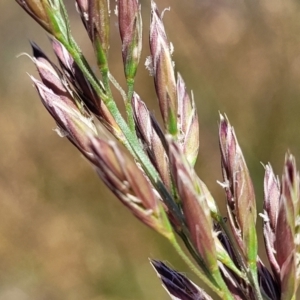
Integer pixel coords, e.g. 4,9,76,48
2,0,300,299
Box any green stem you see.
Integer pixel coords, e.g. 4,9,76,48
101,68,110,92
168,234,234,300
178,230,214,278
218,216,248,274
126,78,136,133
179,223,245,300
218,217,262,300
249,267,263,300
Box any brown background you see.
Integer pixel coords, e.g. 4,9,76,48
1,0,300,299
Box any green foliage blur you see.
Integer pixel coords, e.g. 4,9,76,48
2,0,300,299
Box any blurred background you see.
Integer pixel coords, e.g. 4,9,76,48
1,0,300,299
